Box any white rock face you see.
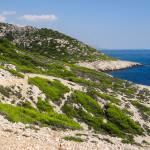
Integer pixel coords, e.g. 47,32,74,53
3,63,17,70
77,60,141,71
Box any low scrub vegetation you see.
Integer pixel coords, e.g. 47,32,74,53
61,103,78,119
28,77,70,105
0,85,11,98
62,93,142,138
71,90,103,116
87,89,120,104
105,103,142,135
7,69,24,78
47,63,76,78
63,136,85,142
0,102,83,130
0,65,24,78
131,101,150,121
0,36,148,141
36,97,53,112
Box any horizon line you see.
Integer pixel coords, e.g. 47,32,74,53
99,49,150,50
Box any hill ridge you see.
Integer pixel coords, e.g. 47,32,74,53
0,22,141,71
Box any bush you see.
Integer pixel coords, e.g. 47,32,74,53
37,97,53,112
71,90,103,116
131,101,150,112
47,63,76,78
0,38,48,74
68,77,92,86
63,136,84,142
0,85,11,98
17,101,34,110
87,89,120,104
28,77,70,104
131,101,150,121
117,88,135,94
101,121,122,137
105,103,142,135
75,133,88,137
8,69,24,78
62,101,104,131
122,108,132,116
0,102,83,130
61,103,78,118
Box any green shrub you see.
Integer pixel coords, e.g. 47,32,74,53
122,108,132,116
105,103,142,135
8,69,24,78
22,101,34,109
0,102,83,130
102,79,112,85
101,121,122,137
87,89,120,104
131,101,150,112
18,101,34,110
102,138,114,144
122,135,135,144
37,97,53,112
61,103,78,118
77,109,104,131
147,111,150,116
0,38,48,74
117,88,135,94
62,102,104,131
11,100,16,104
68,77,92,85
71,90,103,116
142,140,149,145
28,77,70,104
122,135,142,146
25,125,40,131
0,85,11,98
131,101,150,121
47,63,76,78
75,133,88,137
63,136,84,142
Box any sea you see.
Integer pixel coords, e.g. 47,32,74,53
100,50,150,86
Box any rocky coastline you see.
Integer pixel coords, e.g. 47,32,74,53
76,60,142,71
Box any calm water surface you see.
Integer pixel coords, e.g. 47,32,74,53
100,50,150,86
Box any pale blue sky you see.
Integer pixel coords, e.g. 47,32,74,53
0,0,150,49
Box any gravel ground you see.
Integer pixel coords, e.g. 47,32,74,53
0,116,148,150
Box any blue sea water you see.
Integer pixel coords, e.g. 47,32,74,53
100,50,150,86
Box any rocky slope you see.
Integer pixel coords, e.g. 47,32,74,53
0,25,150,150
0,62,150,150
0,22,115,64
0,115,147,150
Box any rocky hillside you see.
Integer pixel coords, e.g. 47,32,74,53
0,24,150,149
0,22,116,64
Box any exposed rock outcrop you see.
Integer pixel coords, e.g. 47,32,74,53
77,60,141,71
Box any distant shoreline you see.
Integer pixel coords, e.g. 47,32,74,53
100,49,150,51
76,60,142,71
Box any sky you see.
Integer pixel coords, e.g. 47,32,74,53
0,0,150,49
